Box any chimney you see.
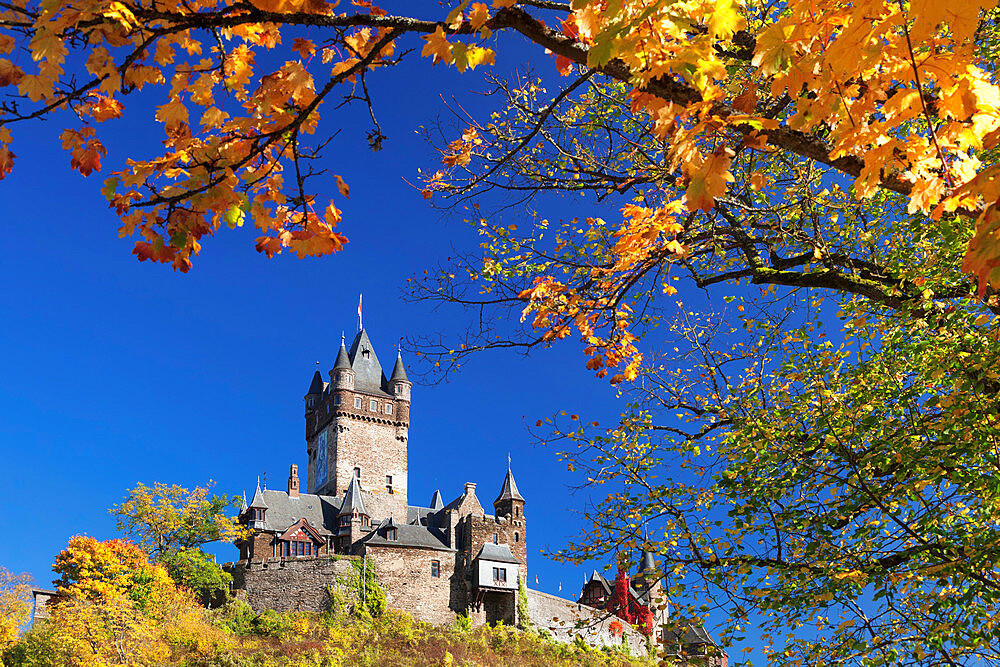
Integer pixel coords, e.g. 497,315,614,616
464,482,477,496
288,464,300,498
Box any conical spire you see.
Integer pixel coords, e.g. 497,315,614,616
429,489,444,510
240,490,247,512
494,465,524,504
248,478,268,509
338,476,368,517
333,333,352,370
307,369,325,394
389,349,409,382
639,550,657,575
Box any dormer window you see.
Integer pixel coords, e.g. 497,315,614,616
253,509,265,521
386,527,397,541
362,347,371,358
340,515,350,527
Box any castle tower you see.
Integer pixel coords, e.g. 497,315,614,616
305,324,410,521
493,465,527,570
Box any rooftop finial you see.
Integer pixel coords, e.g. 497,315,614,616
341,331,345,345
507,452,511,470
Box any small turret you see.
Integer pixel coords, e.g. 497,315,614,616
331,333,355,390
429,489,444,511
493,464,525,519
337,476,370,551
388,349,412,404
305,369,324,414
247,480,268,530
288,464,300,498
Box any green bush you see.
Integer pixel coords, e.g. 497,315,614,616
213,599,257,635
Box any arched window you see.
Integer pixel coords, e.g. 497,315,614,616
514,532,519,542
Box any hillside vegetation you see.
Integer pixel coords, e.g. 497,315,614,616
3,598,654,667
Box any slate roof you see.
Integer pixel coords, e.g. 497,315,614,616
389,351,409,382
307,370,325,395
662,624,718,647
248,482,268,509
254,489,340,535
474,543,520,564
494,468,524,504
407,505,436,526
333,336,352,370
429,490,444,510
639,550,657,574
361,521,453,551
339,476,368,517
348,329,391,396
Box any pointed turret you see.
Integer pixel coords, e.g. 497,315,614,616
494,468,524,504
429,489,444,511
338,475,368,518
331,333,355,390
333,334,352,370
639,550,657,576
389,351,409,382
305,369,324,414
493,464,525,519
388,348,413,405
248,480,268,529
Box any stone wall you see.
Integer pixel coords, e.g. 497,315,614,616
364,545,460,626
526,588,648,655
227,556,359,613
465,513,527,580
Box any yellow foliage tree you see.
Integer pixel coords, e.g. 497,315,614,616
109,482,245,558
0,566,31,651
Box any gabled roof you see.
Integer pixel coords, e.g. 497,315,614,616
474,543,520,564
333,335,352,371
339,476,368,517
277,517,326,542
429,489,444,510
348,329,390,395
307,370,325,395
389,351,409,383
250,489,340,534
494,468,524,504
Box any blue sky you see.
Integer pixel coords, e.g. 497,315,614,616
0,30,640,602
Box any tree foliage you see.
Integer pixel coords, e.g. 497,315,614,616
109,481,244,558
7,1,1000,664
0,566,31,651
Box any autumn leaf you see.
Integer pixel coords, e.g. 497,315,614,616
686,148,735,212
335,174,350,198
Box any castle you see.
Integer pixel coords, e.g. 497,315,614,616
225,318,726,662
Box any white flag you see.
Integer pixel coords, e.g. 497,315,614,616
357,294,363,329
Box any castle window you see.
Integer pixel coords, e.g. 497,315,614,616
253,509,265,521
362,516,370,527
395,384,402,395
354,397,362,409
431,560,440,578
354,467,361,479
340,516,350,528
370,399,377,412
514,532,519,543
334,396,342,406
493,533,498,545
307,398,314,408
493,567,507,583
515,507,520,517
385,404,393,415
386,527,397,541
386,475,393,494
